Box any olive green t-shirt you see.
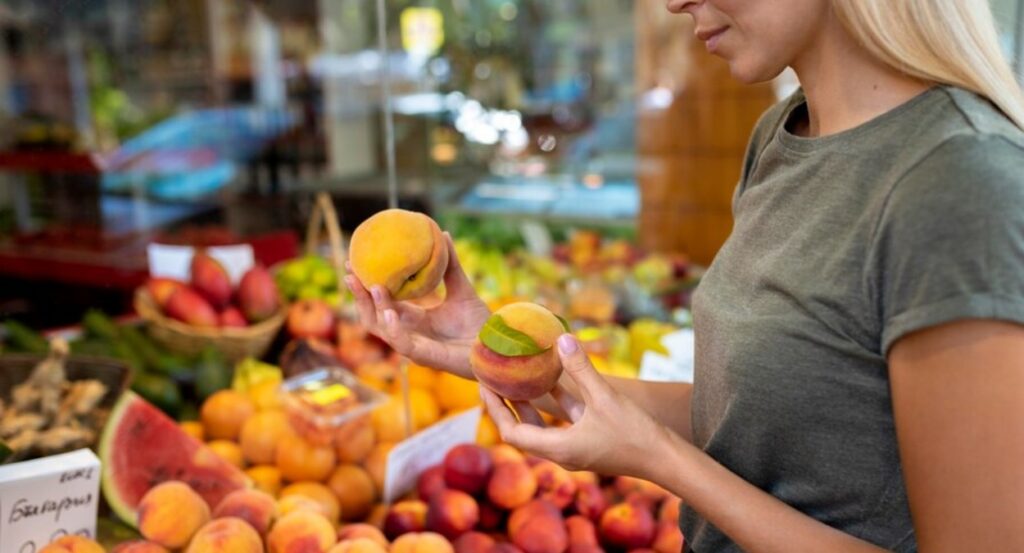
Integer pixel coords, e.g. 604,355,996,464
683,86,1024,552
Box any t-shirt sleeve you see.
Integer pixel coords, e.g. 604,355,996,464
873,133,1024,355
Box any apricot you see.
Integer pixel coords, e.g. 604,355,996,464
281,482,343,524
138,481,210,549
532,461,577,510
39,536,105,553
434,372,480,412
240,410,293,465
390,532,455,553
207,439,245,469
246,465,283,496
651,522,684,553
328,464,377,521
574,482,608,522
213,489,278,536
453,532,495,553
329,538,390,553
384,499,429,539
111,541,169,553
426,489,480,539
443,444,493,494
470,303,566,401
277,433,337,482
185,517,263,553
489,444,526,465
598,503,655,550
487,461,537,510
201,390,256,441
508,500,568,553
336,416,376,464
365,442,396,493
268,510,338,553
569,472,599,486
615,477,670,505
349,209,449,301
180,420,204,441
338,523,389,548
279,495,333,520
658,498,681,524
367,503,389,529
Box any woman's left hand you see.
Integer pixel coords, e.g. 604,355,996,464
480,334,679,480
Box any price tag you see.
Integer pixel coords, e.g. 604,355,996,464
147,243,254,284
638,328,695,383
383,407,482,504
0,449,101,553
519,221,553,257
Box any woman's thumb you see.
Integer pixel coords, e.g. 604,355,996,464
556,334,605,400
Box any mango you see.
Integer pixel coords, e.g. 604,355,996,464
165,287,218,327
191,252,232,309
268,510,338,553
443,444,493,495
487,461,537,510
238,265,281,323
426,489,480,539
185,517,263,553
219,307,249,328
213,489,278,536
145,278,185,308
138,481,210,549
470,303,565,401
349,209,449,301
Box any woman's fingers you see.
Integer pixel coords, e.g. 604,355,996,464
441,232,478,301
551,385,585,423
556,335,610,403
480,388,562,459
510,400,546,427
345,275,378,328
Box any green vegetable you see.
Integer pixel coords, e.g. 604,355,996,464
82,309,120,341
70,338,114,357
194,346,231,400
479,314,549,357
3,320,48,354
131,372,182,417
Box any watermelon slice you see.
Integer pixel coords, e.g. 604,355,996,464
99,391,250,526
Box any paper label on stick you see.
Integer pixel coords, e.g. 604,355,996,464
382,407,482,504
147,243,254,284
0,449,101,553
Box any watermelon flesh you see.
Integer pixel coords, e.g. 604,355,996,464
99,391,250,526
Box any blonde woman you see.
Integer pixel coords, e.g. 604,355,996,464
348,0,1024,551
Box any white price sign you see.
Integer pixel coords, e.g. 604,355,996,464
638,328,695,383
383,407,482,504
146,243,254,284
0,449,101,553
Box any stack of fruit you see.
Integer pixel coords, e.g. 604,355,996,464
275,254,344,307
144,252,281,330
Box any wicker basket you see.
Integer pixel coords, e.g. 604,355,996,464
134,288,286,362
304,191,349,319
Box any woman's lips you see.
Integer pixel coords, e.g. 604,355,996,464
696,26,728,52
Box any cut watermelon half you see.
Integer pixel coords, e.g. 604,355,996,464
99,391,250,526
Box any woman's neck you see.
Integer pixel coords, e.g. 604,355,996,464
789,13,932,138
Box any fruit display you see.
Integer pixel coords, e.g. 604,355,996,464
275,254,344,307
470,303,568,401
349,209,450,301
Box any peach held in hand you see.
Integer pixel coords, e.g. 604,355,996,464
470,303,568,401
349,209,449,301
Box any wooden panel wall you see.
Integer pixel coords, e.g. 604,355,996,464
635,4,776,266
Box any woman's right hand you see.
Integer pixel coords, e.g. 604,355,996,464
345,233,491,378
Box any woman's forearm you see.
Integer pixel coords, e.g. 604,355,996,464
650,429,889,553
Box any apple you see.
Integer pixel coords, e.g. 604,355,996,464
287,299,336,340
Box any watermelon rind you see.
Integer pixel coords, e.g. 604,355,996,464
99,391,250,527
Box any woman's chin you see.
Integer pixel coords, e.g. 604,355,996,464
726,58,788,86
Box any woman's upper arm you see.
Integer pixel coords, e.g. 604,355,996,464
889,319,1024,553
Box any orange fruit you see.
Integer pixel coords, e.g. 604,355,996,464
201,390,256,440
207,440,245,469
363,442,395,494
248,378,283,411
327,464,377,521
278,494,329,518
280,481,342,524
180,420,204,441
240,410,293,465
246,465,283,496
406,363,440,391
408,388,440,430
434,372,480,412
476,414,500,447
335,416,375,464
276,433,337,482
372,397,413,443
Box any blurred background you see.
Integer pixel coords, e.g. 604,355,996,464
0,0,1021,328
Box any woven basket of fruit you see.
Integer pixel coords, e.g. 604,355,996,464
134,288,286,363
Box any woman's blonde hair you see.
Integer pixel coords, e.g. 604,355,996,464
832,0,1024,129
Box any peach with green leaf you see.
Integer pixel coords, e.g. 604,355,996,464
469,303,568,401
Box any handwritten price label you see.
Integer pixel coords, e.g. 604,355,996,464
0,449,101,553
